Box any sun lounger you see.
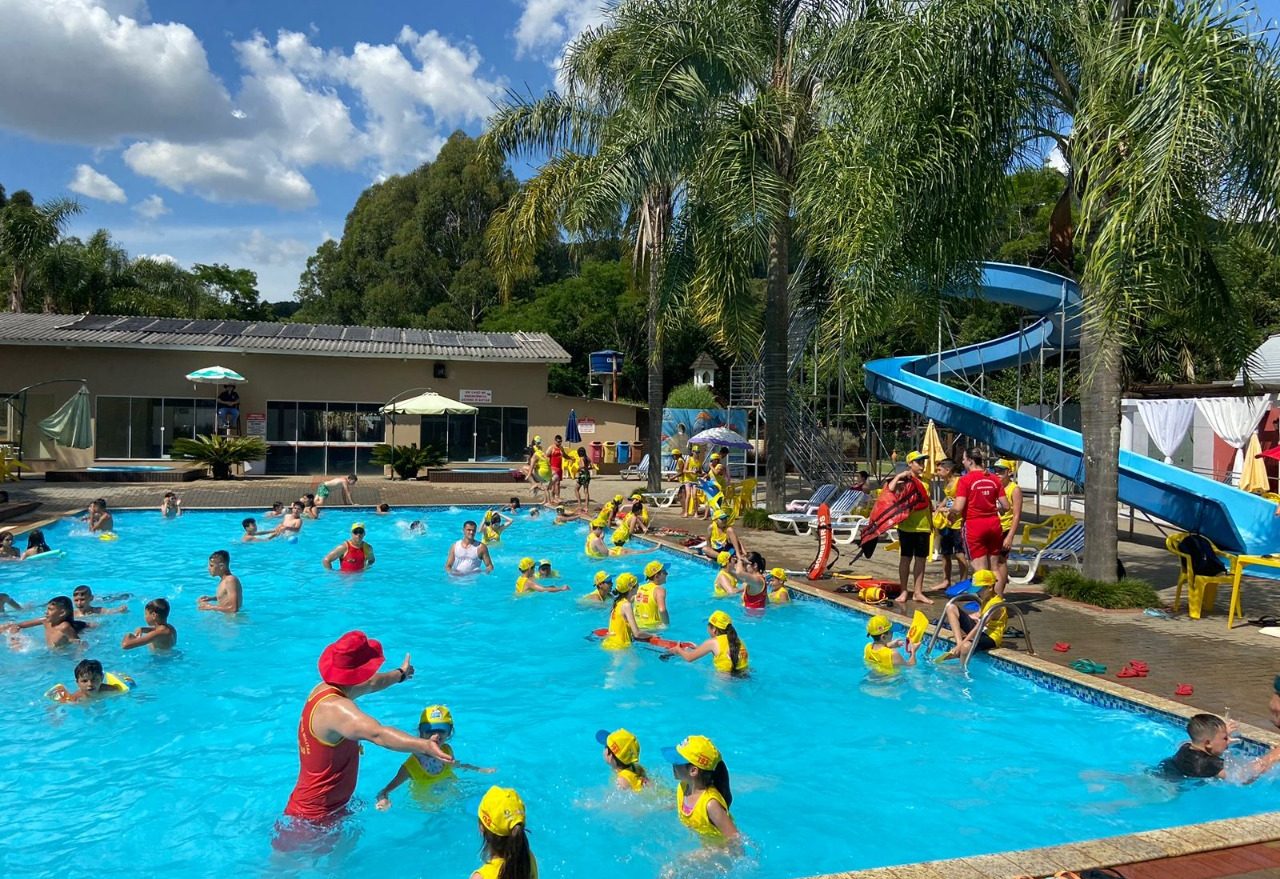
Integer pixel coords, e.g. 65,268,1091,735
1007,523,1085,585
769,488,861,535
619,454,650,480
785,483,836,513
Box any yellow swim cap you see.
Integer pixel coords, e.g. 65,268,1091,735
664,734,721,770
533,435,542,444
518,557,535,571
644,560,666,579
615,572,639,594
717,550,732,567
350,522,365,533
708,609,732,630
769,567,787,582
995,459,1017,472
478,786,526,837
593,570,612,586
596,728,640,765
710,453,721,461
867,614,892,637
613,494,624,503
973,569,997,588
419,704,453,726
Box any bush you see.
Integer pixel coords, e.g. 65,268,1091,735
370,444,446,480
665,382,717,409
1043,568,1159,609
739,507,772,530
170,434,269,480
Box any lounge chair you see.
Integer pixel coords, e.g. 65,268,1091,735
1166,532,1236,621
1006,524,1085,585
619,454,650,480
642,487,680,508
785,483,836,513
1019,513,1077,549
770,488,861,535
830,515,869,545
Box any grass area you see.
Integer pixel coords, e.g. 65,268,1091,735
1043,568,1160,609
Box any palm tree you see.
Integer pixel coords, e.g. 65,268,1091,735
481,21,687,493
0,191,81,312
803,0,1280,579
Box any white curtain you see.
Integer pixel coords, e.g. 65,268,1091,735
1135,399,1197,464
1196,395,1273,481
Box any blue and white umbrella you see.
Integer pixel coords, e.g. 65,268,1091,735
688,426,752,450
566,408,582,444
185,366,246,384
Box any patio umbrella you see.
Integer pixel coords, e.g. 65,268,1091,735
566,408,582,444
379,391,478,416
38,385,93,449
185,366,246,384
1242,432,1270,492
688,426,752,450
920,419,946,472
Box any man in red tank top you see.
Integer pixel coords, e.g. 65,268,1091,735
951,449,1004,572
283,631,452,822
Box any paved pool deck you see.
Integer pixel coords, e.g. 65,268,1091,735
5,472,1280,878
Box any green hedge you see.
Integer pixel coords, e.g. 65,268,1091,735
1043,568,1159,609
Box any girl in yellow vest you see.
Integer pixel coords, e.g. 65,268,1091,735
472,785,537,879
939,570,1008,661
666,610,749,675
712,550,741,597
602,573,653,649
595,727,650,791
375,704,495,810
515,558,570,595
661,735,739,842
863,614,919,675
682,447,704,518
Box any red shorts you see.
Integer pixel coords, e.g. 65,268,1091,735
963,517,1003,559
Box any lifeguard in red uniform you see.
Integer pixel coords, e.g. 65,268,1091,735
283,631,451,822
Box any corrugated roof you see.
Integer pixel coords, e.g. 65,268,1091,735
0,313,571,363
1240,333,1280,385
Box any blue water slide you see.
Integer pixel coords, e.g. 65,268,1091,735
864,261,1280,555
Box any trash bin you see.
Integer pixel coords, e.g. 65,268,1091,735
590,441,604,464
616,441,631,464
604,441,618,463
632,441,644,461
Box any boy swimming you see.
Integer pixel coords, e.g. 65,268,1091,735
122,598,177,651
72,584,128,616
47,659,132,703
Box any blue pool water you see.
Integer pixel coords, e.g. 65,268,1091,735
85,465,174,472
2,508,1276,879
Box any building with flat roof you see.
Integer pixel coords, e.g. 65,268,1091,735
0,313,643,474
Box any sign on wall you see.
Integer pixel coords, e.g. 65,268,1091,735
578,417,596,434
459,389,492,403
245,413,267,437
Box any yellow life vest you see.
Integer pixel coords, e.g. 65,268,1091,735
475,853,538,879
863,643,898,675
482,525,501,545
681,458,700,483
982,595,1008,647
713,571,737,598
611,522,631,546
601,601,633,650
712,634,748,673
516,575,536,595
402,743,455,785
998,481,1018,533
676,783,730,840
618,766,646,791
942,478,962,530
769,586,790,604
633,582,663,630
585,535,607,559
709,522,730,551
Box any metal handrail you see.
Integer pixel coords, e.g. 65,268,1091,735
960,601,1036,672
921,594,982,659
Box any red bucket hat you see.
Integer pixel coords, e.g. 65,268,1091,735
318,631,384,686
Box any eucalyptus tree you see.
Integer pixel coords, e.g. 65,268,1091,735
482,15,688,492
802,0,1280,579
0,190,81,312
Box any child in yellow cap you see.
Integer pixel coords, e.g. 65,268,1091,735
601,573,652,650
939,569,1007,661
515,558,570,594
473,785,535,879
864,614,918,675
662,735,738,842
766,567,791,604
634,560,670,630
596,727,650,791
666,610,749,674
581,570,613,604
375,704,494,810
712,551,740,598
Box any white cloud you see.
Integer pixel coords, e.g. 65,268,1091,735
68,164,127,203
239,229,313,266
123,140,317,209
0,0,237,144
133,194,169,220
1046,145,1069,174
514,0,607,59
136,252,178,265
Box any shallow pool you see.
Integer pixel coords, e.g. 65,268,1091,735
1,507,1275,879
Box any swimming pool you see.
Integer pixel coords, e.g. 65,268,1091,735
2,507,1276,879
85,465,175,472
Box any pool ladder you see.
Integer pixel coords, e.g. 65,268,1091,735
921,595,1036,672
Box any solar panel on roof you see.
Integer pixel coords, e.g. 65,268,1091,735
372,327,400,343
404,329,432,344
486,333,519,348
183,319,222,334
113,317,158,332
430,331,461,345
311,325,345,341
216,320,252,336
243,323,285,338
148,318,191,333
344,327,373,342
279,324,313,338
60,315,117,330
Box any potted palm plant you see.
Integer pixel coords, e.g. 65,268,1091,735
370,443,445,480
171,434,269,480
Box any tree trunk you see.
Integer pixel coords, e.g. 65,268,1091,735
1078,299,1121,581
9,265,25,313
763,219,790,512
646,244,664,493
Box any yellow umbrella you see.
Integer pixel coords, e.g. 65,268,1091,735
1241,431,1270,493
920,420,946,472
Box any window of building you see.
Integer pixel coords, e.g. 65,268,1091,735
265,401,385,475
96,396,215,459
419,407,528,462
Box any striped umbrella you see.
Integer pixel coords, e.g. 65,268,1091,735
185,366,246,384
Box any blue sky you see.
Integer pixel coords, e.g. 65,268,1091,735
0,0,605,301
1,0,1278,303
